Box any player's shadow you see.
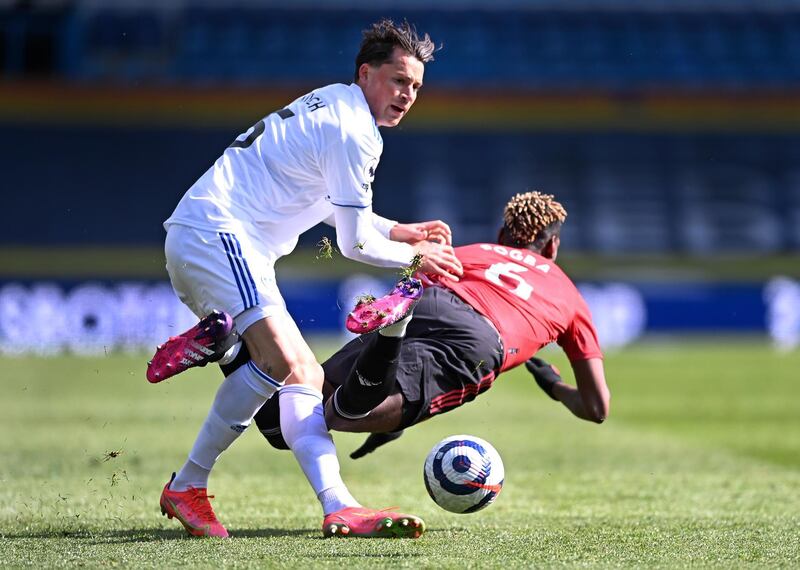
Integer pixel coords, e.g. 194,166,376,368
1,527,314,543
4,527,454,543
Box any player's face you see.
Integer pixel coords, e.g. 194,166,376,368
359,47,424,127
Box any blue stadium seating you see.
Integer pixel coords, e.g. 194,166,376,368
3,5,800,253
5,5,800,89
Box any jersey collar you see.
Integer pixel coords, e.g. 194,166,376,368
350,83,383,145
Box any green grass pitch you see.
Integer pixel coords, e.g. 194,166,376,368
1,339,798,568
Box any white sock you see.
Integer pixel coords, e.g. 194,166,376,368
318,485,359,515
172,362,279,491
279,384,360,514
171,460,210,491
379,313,412,337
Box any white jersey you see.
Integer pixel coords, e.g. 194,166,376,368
165,83,403,262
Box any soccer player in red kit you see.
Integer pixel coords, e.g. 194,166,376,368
254,191,611,457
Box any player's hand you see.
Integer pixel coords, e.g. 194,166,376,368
413,241,463,282
350,430,405,459
525,357,562,401
390,220,453,245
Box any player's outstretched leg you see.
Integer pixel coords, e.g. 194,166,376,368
159,473,229,538
323,506,425,539
346,277,422,334
328,333,403,422
147,310,236,383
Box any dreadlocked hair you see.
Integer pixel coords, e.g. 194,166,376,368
502,191,567,249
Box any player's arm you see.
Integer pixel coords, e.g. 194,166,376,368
320,123,460,277
332,205,462,280
387,218,453,245
370,214,458,272
349,430,405,459
333,211,455,254
526,357,610,423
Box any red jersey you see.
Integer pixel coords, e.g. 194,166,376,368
433,243,603,371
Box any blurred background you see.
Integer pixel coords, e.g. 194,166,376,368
2,0,800,354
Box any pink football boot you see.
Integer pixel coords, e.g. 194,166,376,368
345,277,423,334
146,310,234,383
323,506,425,538
160,473,229,538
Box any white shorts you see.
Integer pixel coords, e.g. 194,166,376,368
164,224,287,334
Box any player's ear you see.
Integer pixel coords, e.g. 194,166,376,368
357,62,372,84
542,235,559,260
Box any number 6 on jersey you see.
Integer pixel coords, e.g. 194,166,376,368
485,262,533,300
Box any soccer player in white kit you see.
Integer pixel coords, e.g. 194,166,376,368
154,19,463,538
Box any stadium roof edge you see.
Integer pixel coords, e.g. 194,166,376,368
65,0,800,13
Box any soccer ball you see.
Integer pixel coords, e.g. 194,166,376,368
423,435,504,514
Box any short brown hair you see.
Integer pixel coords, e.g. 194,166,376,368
354,19,436,81
502,191,568,249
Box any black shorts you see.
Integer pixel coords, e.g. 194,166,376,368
322,287,504,429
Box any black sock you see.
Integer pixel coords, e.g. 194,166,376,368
219,342,250,377
253,392,289,450
334,334,403,418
